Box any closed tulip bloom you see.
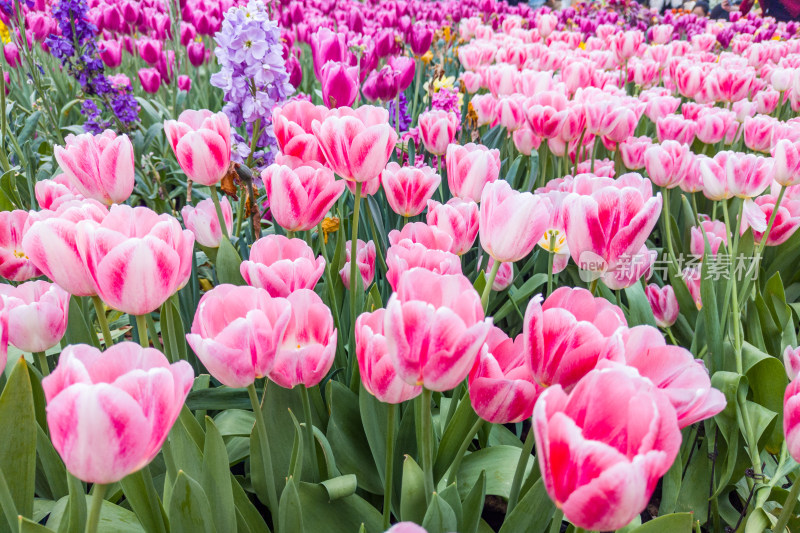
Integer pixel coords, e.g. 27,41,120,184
446,143,501,203
356,309,421,404
745,194,800,246
320,61,360,109
381,163,441,218
386,523,427,533
743,114,777,153
0,210,42,282
524,287,627,391
644,141,694,189
409,23,433,56
97,39,122,68
54,130,134,206
385,240,462,291
772,139,800,186
312,107,398,183
480,180,550,263
262,162,345,232
478,256,513,291
241,235,325,297
786,377,800,462
600,106,638,145
42,343,193,484
534,364,681,531
418,110,459,156
75,205,194,315
690,220,728,258
272,100,328,164
619,136,652,171
339,239,376,289
0,281,69,352
270,289,337,389
181,196,232,248
3,42,19,68
384,269,492,391
35,175,83,211
0,305,7,375
388,222,454,251
468,327,541,424
656,115,697,146
645,284,679,328
784,346,800,381
164,109,231,187
138,67,162,93
186,285,292,388
426,198,479,255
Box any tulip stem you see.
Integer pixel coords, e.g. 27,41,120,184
446,417,483,487
247,382,279,528
547,232,556,296
92,296,113,348
419,388,435,505
774,474,800,533
85,483,106,533
209,185,229,240
300,385,320,482
135,315,150,348
34,352,49,377
507,426,535,515
481,260,501,312
349,182,363,390
317,222,344,369
548,509,564,533
363,201,388,276
661,187,681,275
721,200,743,374
383,403,397,529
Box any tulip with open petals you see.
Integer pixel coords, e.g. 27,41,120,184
446,143,501,203
181,196,233,248
0,281,69,353
272,100,328,164
75,205,194,315
164,109,232,187
469,327,541,424
426,198,479,255
186,284,292,388
270,289,337,389
54,130,134,205
356,309,421,404
262,162,345,232
381,163,441,218
0,210,42,282
42,343,194,484
241,235,325,297
534,364,681,531
384,269,492,391
479,180,550,263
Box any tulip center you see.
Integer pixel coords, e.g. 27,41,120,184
13,249,27,259
538,229,567,254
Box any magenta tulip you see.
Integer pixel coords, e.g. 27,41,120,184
181,196,233,248
240,235,325,297
381,163,441,218
42,343,194,483
320,61,360,109
446,143,501,203
262,162,345,232
138,67,162,93
164,109,232,187
98,39,122,68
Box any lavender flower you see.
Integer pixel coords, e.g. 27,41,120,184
389,93,411,132
211,0,294,171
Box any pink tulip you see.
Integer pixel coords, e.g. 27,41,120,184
690,219,728,258
695,108,737,145
320,61,360,109
470,94,497,127
3,42,18,68
384,269,491,391
619,136,652,171
262,162,345,232
524,287,626,391
682,266,703,310
310,28,349,79
644,141,694,189
745,194,800,246
418,110,459,156
270,289,337,389
495,96,526,132
409,23,434,56
772,139,800,186
564,177,662,285
181,196,233,248
75,205,194,315
98,39,122,68
43,343,193,484
534,364,681,531
468,327,541,424
611,30,644,61
177,75,191,92
643,94,681,124
35,175,83,211
785,346,800,381
0,210,42,282
479,181,549,264
599,106,638,146
312,106,398,183
446,143,501,203
620,326,727,428
164,109,231,187
478,256,513,291
0,281,69,352
186,284,291,388
54,130,134,206
512,127,541,156
273,100,328,165
537,13,557,38
241,235,325,297
339,239,376,289
743,114,777,153
786,377,800,462
138,67,161,93
385,523,427,533
137,38,162,65
426,198,478,256
187,41,206,67
388,222,453,251
381,163,440,218
645,284,679,328
385,239,462,291
656,115,697,146
356,309,421,404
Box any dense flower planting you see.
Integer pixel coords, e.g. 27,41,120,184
1,0,800,532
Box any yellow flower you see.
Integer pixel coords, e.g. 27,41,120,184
199,278,214,292
421,51,434,64
772,34,782,41
0,21,10,45
321,216,340,244
442,26,452,43
423,75,456,95
578,42,586,50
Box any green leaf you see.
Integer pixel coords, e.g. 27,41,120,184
433,397,479,482
400,456,426,524
498,478,555,533
202,418,235,533
700,231,724,373
320,475,358,501
230,474,270,533
48,494,145,533
0,469,18,533
492,274,547,323
295,481,383,533
742,342,787,453
287,409,305,481
36,424,68,501
119,468,167,533
461,470,486,533
64,298,98,348
0,358,36,520
358,385,391,485
630,513,694,533
421,493,458,533
624,282,657,327
438,483,463,532
216,237,245,285
278,477,303,533
167,472,216,533
18,516,53,533
455,446,533,500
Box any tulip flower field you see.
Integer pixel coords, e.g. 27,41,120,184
5,0,800,532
